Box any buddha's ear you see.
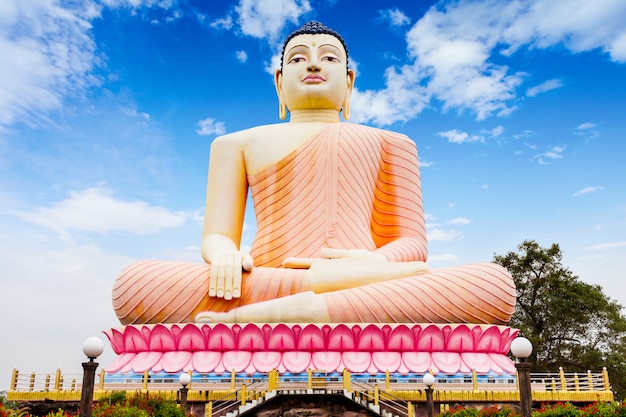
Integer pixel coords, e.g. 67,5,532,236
274,69,287,120
343,69,356,120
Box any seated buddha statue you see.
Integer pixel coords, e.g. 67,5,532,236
112,21,516,326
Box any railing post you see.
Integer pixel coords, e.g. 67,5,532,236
307,368,312,390
241,384,247,406
374,384,379,406
559,367,567,391
45,374,51,392
99,369,105,390
574,373,580,391
142,369,149,391
602,367,611,391
408,401,414,417
11,369,18,391
206,401,212,417
30,371,36,391
231,369,236,391
54,369,62,391
587,370,594,391
343,369,351,392
385,370,390,391
472,369,478,391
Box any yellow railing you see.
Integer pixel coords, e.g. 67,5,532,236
7,367,614,404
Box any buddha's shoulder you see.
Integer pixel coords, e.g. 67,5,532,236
343,123,414,144
212,123,287,144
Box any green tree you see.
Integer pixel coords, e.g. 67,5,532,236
494,240,626,400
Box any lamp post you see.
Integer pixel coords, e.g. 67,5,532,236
510,336,533,417
80,337,104,417
423,373,435,417
179,373,191,412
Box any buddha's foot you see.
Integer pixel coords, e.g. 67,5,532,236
194,291,331,323
195,311,232,323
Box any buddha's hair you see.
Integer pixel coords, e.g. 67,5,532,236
280,21,349,72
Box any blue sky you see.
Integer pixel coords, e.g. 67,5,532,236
1,0,626,389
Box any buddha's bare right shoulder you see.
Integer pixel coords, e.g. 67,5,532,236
212,124,283,147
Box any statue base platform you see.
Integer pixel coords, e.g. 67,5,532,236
104,323,518,376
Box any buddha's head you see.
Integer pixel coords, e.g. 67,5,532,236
275,21,355,120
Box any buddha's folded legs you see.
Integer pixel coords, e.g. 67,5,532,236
195,262,515,325
113,259,514,325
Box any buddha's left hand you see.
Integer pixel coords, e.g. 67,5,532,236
282,248,386,268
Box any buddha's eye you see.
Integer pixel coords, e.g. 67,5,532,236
288,56,306,64
322,55,340,63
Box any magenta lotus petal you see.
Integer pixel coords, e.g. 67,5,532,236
357,325,385,351
149,324,176,352
490,352,516,373
192,351,221,373
476,325,502,352
252,351,282,372
104,328,126,354
222,351,252,372
178,324,206,351
401,352,431,373
133,351,162,373
461,352,492,374
327,324,355,351
238,324,265,351
282,351,312,373
104,323,518,375
416,325,445,352
342,352,371,373
124,325,149,352
208,323,236,350
387,325,415,351
446,325,474,351
372,351,401,372
106,352,135,373
161,351,193,373
268,324,296,351
312,351,342,371
432,352,461,374
297,325,325,351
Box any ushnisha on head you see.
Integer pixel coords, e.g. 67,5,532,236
275,21,355,121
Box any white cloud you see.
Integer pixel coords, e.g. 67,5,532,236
573,186,604,197
585,241,626,251
197,117,226,136
236,50,249,63
351,65,430,126
351,0,626,125
526,78,563,97
0,1,100,128
379,7,411,27
13,187,188,242
428,228,461,242
577,122,597,130
235,0,311,44
446,217,471,225
535,145,565,164
437,129,484,144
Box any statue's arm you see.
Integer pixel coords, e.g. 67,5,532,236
371,134,428,262
201,134,251,300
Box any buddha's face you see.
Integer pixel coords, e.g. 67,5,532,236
275,33,355,115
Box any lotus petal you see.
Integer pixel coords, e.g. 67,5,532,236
222,351,252,373
372,352,401,372
282,351,312,373
192,351,222,373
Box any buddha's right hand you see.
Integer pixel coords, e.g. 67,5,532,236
209,251,253,300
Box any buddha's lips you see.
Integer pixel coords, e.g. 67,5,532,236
302,75,325,82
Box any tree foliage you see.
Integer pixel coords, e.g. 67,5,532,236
494,240,626,400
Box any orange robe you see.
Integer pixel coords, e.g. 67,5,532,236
112,123,515,325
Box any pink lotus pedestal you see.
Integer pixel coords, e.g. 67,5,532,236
104,322,518,376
